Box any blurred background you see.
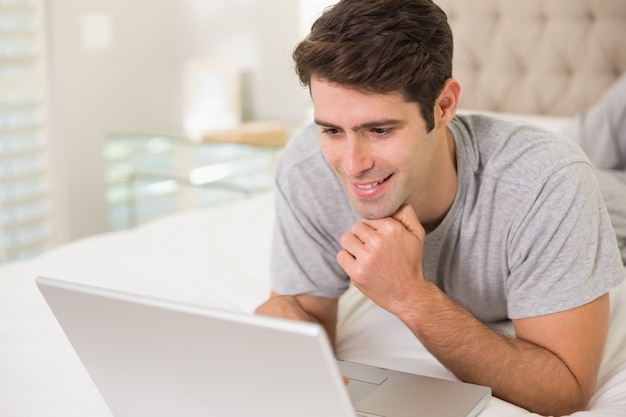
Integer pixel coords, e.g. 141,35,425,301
0,0,334,262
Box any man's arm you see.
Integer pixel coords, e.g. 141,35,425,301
255,292,339,347
338,204,609,416
398,280,608,416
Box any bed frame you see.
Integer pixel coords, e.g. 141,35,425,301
438,0,626,116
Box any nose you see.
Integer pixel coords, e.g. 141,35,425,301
343,137,374,177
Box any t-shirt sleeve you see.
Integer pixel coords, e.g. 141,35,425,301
268,126,356,299
270,182,350,298
506,162,625,319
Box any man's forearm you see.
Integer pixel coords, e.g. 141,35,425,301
255,293,339,347
397,281,590,416
255,294,318,322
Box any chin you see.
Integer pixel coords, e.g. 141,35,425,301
353,202,396,220
346,188,404,220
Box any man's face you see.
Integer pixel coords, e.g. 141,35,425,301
311,76,440,220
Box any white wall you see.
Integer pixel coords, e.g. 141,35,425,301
46,0,310,243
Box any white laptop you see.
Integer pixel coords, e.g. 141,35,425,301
36,276,491,417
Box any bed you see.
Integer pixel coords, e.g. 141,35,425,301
2,1,626,416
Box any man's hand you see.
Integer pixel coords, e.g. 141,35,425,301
255,293,314,322
336,204,609,416
337,204,426,316
255,292,340,347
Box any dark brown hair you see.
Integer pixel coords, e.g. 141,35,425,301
294,0,453,131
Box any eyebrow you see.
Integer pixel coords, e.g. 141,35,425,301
313,118,404,132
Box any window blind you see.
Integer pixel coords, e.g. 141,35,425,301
0,0,54,263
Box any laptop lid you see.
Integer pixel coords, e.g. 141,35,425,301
37,276,490,417
37,276,354,417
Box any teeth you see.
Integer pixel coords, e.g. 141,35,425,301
357,180,383,190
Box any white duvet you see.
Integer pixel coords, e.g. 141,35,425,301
0,189,625,417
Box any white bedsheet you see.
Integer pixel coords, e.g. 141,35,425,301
1,189,625,417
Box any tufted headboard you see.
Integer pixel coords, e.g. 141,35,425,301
436,0,626,116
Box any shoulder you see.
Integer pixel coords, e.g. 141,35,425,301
275,122,354,222
277,123,330,186
452,114,592,192
279,123,321,169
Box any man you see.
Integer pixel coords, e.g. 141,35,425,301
256,0,625,415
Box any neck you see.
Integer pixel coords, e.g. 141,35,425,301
417,127,458,233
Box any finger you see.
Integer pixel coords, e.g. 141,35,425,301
351,221,377,241
391,204,424,237
342,375,350,385
337,249,355,272
339,232,364,254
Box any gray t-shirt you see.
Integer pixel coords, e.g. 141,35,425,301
271,114,625,323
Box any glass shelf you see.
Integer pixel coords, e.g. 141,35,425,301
104,129,284,230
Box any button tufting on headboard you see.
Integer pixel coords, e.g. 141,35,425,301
436,0,626,115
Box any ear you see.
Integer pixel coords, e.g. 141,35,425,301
434,78,461,127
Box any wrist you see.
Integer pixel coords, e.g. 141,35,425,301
395,278,448,339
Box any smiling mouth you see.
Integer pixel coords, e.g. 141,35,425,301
354,174,392,190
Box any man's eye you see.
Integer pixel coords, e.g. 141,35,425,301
321,127,340,136
372,128,391,136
